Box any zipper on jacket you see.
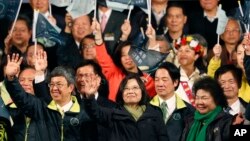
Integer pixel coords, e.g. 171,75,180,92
24,117,31,141
61,113,65,141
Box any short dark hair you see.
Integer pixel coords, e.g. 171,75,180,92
192,76,228,108
76,60,109,98
154,62,180,90
166,2,187,16
9,14,32,31
214,64,242,88
116,74,149,106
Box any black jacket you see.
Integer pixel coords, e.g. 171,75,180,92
85,97,168,141
5,78,93,141
244,54,250,85
181,111,233,141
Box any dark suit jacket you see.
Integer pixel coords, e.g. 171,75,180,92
56,32,83,70
97,10,126,56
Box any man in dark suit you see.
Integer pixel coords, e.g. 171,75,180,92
57,14,93,69
75,60,117,141
96,0,126,57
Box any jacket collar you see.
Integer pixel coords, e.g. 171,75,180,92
47,96,80,113
150,94,186,110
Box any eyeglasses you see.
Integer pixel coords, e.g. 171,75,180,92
224,29,240,34
77,73,95,79
48,83,67,89
83,43,95,49
124,86,140,92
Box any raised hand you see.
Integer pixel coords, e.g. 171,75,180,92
145,24,157,49
35,50,48,74
213,44,222,60
120,19,131,41
91,19,103,45
64,13,73,33
4,34,13,55
145,24,156,40
83,74,101,98
242,33,250,55
5,54,23,80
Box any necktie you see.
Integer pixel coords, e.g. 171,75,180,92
101,14,107,32
160,102,168,123
224,106,231,114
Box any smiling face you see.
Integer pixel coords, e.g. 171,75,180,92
122,79,142,106
72,15,92,42
49,76,74,106
177,45,198,67
11,20,31,50
195,89,217,114
121,46,137,72
218,71,239,100
81,38,96,60
19,68,36,95
76,65,97,94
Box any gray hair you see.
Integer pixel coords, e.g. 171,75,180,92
49,66,75,85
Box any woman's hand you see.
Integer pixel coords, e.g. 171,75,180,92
213,44,222,60
91,19,103,45
120,19,131,41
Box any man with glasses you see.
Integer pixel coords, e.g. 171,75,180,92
75,60,116,141
4,53,94,141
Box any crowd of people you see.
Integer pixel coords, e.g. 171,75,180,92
1,0,250,141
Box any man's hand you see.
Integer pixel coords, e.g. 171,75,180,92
83,74,101,98
232,112,245,125
64,13,73,33
35,50,48,75
5,54,23,80
4,34,13,55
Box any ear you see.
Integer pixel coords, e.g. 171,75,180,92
69,84,75,92
183,16,187,24
173,80,179,88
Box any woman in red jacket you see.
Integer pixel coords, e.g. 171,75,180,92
92,19,156,101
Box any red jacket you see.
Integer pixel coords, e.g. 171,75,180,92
96,44,156,101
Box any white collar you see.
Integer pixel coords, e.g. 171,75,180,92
229,99,241,116
56,100,73,113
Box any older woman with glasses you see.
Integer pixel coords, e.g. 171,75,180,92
181,76,233,141
84,74,168,141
